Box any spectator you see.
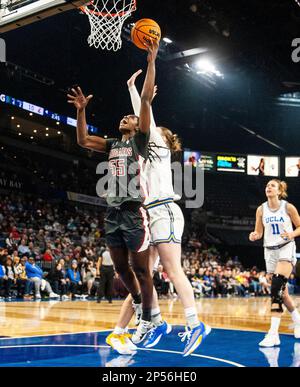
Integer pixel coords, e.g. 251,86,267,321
18,239,30,257
14,256,32,299
288,274,297,295
249,269,261,296
43,249,54,262
259,271,271,295
0,262,7,299
52,262,69,300
81,260,97,299
153,265,169,298
25,257,59,299
4,256,16,299
66,260,83,299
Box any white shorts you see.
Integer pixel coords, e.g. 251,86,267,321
264,242,297,274
147,201,184,245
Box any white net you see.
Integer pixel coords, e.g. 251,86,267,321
82,0,136,51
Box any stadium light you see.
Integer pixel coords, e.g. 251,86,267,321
196,58,224,78
163,37,173,44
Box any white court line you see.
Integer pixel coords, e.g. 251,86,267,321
0,344,245,367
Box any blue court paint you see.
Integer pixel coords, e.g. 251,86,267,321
0,326,298,367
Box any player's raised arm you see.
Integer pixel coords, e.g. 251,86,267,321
249,205,264,241
127,70,157,130
139,39,159,134
67,86,107,152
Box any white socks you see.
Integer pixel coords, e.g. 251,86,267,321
184,307,199,329
113,326,125,335
269,317,281,334
291,309,300,324
151,307,163,326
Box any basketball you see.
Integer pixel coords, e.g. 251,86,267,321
131,18,161,50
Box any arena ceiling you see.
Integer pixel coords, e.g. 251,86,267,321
1,0,300,154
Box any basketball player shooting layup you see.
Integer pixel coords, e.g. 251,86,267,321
67,39,159,339
249,179,300,347
104,70,211,357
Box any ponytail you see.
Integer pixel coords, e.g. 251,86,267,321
272,179,288,199
159,127,182,153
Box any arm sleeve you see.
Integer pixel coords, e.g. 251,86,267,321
128,85,157,131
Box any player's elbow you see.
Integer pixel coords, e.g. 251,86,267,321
77,138,89,148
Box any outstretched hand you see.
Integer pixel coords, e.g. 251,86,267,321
67,86,93,111
127,69,143,88
152,85,158,102
145,38,159,63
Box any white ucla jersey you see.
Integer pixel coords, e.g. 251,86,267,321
262,200,294,247
144,128,176,205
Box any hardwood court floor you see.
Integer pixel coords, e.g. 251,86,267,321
1,296,299,338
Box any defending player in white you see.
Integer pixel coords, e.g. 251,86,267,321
105,70,211,357
249,179,300,347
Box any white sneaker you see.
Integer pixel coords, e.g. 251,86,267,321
131,320,153,344
106,333,136,355
294,322,300,339
62,295,70,300
123,333,138,350
259,332,280,347
81,294,88,300
132,302,142,326
35,294,41,299
49,293,60,298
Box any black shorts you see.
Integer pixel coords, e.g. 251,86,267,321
104,202,150,252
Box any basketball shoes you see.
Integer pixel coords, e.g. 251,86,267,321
131,320,153,344
106,333,137,355
259,332,281,347
178,322,211,357
143,321,172,348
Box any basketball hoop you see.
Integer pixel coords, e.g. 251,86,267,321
81,0,137,51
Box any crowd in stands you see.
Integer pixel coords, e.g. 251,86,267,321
154,237,300,299
0,194,299,301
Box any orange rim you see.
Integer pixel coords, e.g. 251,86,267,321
80,0,136,17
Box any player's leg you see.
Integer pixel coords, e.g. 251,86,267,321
157,242,210,356
281,273,300,339
130,248,154,343
260,260,292,347
105,246,142,354
142,245,172,348
108,246,141,302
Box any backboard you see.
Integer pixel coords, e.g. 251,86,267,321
0,0,88,32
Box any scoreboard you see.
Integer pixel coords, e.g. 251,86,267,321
216,154,246,173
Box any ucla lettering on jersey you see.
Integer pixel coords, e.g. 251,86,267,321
262,200,294,247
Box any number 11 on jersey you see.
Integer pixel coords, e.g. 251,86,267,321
271,224,280,235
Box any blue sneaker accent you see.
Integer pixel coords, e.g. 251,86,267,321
143,321,172,348
179,322,211,357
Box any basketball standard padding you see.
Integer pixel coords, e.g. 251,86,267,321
131,18,161,50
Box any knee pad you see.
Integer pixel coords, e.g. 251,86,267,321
271,274,288,313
